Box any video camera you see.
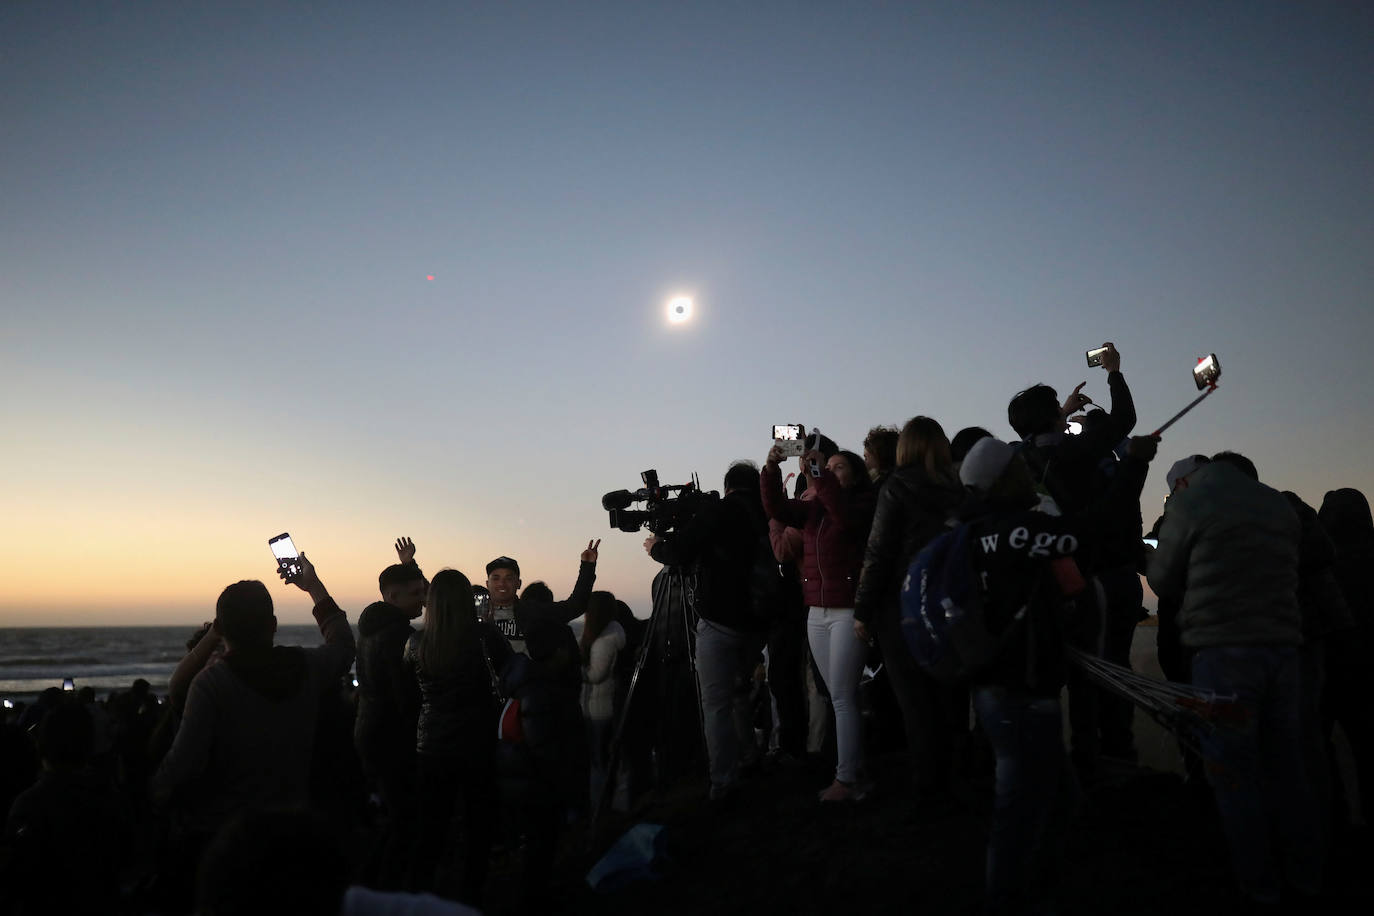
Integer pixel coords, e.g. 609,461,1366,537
602,469,719,534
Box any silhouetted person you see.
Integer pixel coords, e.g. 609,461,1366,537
4,700,133,915
1149,453,1322,907
854,416,965,811
950,426,993,468
151,555,355,909
1008,342,1138,781
1317,487,1374,831
354,537,427,889
196,807,479,916
403,568,511,907
863,424,899,488
486,543,600,911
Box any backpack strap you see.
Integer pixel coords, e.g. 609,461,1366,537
478,630,507,702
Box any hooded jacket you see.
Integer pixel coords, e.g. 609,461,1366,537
151,597,356,831
1148,462,1301,650
353,601,418,778
761,462,877,608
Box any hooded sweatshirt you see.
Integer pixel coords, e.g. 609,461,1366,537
152,597,356,832
354,601,418,777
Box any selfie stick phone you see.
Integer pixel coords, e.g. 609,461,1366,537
1152,380,1220,437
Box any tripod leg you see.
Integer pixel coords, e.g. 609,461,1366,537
680,569,708,753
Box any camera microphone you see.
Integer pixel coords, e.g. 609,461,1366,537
601,490,638,511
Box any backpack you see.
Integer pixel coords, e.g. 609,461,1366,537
899,523,999,681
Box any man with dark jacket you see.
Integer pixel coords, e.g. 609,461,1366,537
354,537,426,888
1148,454,1322,908
1006,342,1137,521
645,461,769,800
1008,343,1139,779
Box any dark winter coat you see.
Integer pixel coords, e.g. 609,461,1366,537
1148,462,1302,650
405,623,512,758
1022,368,1137,521
513,561,597,686
649,488,769,632
853,464,963,627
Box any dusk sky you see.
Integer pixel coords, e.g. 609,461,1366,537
3,1,1371,626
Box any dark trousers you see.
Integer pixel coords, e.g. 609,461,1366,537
974,687,1080,915
1191,646,1323,904
1067,569,1142,773
365,755,418,890
1157,599,1206,788
876,599,967,799
408,749,497,907
587,716,614,812
766,603,809,757
1323,632,1374,827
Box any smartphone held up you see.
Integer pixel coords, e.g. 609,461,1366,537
1193,353,1221,390
772,424,804,458
1085,345,1111,367
1150,352,1225,438
269,532,302,582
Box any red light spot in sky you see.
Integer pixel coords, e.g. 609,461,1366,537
426,275,435,281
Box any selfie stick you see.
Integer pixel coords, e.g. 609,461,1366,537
1151,381,1219,438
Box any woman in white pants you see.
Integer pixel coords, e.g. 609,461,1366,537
761,443,877,801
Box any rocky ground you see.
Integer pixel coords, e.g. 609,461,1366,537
478,747,1371,915
478,623,1371,914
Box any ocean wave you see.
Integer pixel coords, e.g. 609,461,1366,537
0,656,104,667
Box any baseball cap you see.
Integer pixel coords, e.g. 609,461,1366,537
485,556,520,577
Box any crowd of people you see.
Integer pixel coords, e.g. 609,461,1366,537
2,342,1371,915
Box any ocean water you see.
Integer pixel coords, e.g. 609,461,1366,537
0,624,328,702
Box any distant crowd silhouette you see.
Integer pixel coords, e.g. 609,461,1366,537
3,342,1372,915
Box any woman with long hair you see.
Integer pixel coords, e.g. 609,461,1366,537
403,568,511,905
854,415,966,810
580,590,626,811
762,442,878,802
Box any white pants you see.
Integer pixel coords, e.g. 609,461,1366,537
807,606,866,783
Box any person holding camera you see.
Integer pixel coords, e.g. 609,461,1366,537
1007,342,1138,781
354,537,427,889
149,555,356,908
762,442,877,802
644,461,770,802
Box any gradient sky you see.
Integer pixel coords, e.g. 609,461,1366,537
3,1,1371,626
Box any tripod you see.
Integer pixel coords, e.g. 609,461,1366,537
591,563,707,832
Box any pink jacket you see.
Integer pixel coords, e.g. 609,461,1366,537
761,463,876,608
